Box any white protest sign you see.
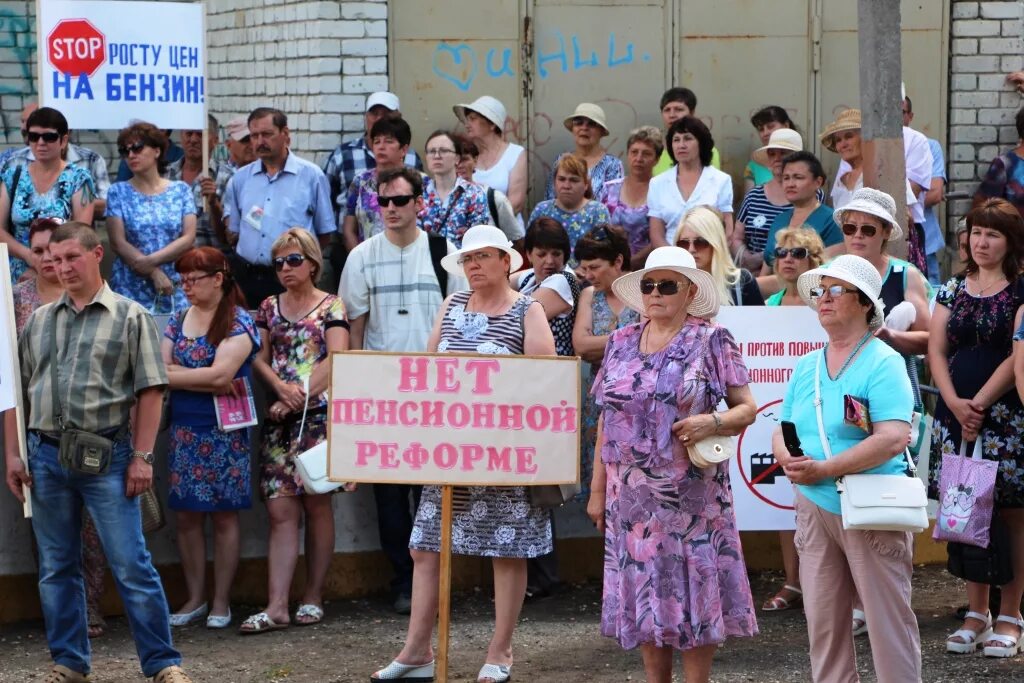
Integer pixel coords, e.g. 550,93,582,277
328,352,581,486
717,307,828,530
38,1,205,130
0,245,18,412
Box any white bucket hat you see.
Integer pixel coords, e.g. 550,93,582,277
563,103,609,136
611,247,720,319
797,254,886,330
833,186,903,240
453,96,508,134
440,224,523,277
752,128,803,167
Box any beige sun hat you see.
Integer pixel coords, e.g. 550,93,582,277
797,254,886,330
453,96,508,134
440,224,523,277
563,103,609,136
833,187,903,240
752,128,804,167
819,109,862,153
612,247,720,319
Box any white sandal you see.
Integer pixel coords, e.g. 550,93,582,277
476,663,511,683
852,609,868,637
946,610,993,654
983,615,1024,658
371,659,435,681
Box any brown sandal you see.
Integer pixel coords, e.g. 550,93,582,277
152,665,194,683
43,665,89,683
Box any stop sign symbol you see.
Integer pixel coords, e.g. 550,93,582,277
47,19,106,78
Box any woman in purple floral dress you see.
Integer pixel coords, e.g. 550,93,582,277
588,246,758,682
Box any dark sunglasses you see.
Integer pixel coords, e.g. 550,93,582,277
774,246,809,260
273,253,307,271
571,116,597,128
640,279,685,296
841,222,879,238
117,141,147,157
27,131,60,144
810,285,859,300
676,237,711,251
378,194,416,207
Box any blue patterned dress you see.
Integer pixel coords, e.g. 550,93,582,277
527,199,611,263
107,180,195,313
545,152,624,200
165,307,261,511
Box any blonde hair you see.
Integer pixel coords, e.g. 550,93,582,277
555,153,593,199
271,228,323,282
676,206,738,306
773,226,826,271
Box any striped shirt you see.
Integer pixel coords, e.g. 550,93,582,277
19,283,168,433
737,186,826,253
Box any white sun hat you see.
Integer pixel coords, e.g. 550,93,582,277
453,96,508,134
751,128,804,167
440,224,523,277
611,246,720,319
563,103,610,136
833,186,903,240
797,254,886,330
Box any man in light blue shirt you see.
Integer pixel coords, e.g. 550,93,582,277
224,107,336,305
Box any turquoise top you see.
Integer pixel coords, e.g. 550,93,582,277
763,204,843,266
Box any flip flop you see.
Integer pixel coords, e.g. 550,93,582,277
238,611,290,635
762,585,803,612
294,603,324,626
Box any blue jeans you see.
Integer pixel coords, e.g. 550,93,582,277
926,252,941,286
28,432,180,677
373,483,421,597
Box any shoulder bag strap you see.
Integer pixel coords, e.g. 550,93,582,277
5,165,22,234
686,324,715,418
48,308,66,431
426,232,449,294
487,187,499,225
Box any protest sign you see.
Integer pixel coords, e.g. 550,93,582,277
38,1,206,130
0,245,31,517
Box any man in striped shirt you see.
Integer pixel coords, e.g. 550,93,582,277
3,223,193,683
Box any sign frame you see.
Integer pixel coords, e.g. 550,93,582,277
0,245,31,517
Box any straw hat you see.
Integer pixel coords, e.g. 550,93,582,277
563,103,609,136
834,187,903,240
752,128,804,167
819,109,862,153
453,96,508,134
797,254,886,330
611,247,719,319
440,225,523,277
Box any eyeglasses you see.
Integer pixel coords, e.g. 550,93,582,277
378,194,416,207
273,253,307,271
27,131,60,144
774,246,809,260
180,273,217,287
676,237,711,251
456,251,496,266
640,279,686,296
118,141,147,157
809,285,859,301
841,222,879,238
425,147,456,157
571,117,597,128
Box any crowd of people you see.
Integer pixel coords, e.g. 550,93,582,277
3,78,1024,683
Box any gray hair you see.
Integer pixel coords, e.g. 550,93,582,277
626,125,664,158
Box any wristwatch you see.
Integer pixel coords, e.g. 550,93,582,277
132,450,155,465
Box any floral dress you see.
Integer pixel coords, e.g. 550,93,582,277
928,276,1024,507
527,199,611,263
12,278,43,333
1,164,94,282
106,180,195,313
345,168,434,242
419,176,491,247
597,178,650,258
256,293,349,498
545,152,624,200
165,307,261,511
410,290,553,558
593,319,757,651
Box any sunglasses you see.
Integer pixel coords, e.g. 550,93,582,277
841,222,879,238
273,253,307,271
571,116,597,128
774,247,809,260
378,194,416,207
118,141,147,157
180,273,218,287
676,237,711,251
27,131,60,144
640,279,686,296
809,285,859,300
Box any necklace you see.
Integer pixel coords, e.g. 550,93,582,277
975,274,1007,296
825,331,872,380
642,322,683,354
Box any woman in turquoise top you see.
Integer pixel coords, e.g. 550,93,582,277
774,254,918,683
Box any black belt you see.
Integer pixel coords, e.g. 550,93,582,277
33,427,122,448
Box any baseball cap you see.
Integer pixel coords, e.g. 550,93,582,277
225,117,250,141
366,91,400,112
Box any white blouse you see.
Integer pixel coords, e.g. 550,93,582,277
646,165,734,245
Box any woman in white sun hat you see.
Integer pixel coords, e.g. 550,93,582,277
455,96,527,227
773,253,919,682
371,225,555,683
587,246,757,683
545,102,624,200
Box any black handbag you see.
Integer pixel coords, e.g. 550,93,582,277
947,513,1014,586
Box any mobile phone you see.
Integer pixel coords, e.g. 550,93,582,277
781,420,804,458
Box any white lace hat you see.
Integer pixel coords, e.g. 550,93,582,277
752,128,804,167
453,96,508,134
833,186,903,240
440,224,523,276
612,247,719,319
797,254,886,329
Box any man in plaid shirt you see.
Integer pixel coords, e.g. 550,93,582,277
165,115,234,251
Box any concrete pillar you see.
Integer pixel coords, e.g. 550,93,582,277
857,0,909,258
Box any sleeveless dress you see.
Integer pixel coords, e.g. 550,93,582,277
473,142,525,230
409,290,554,557
517,268,580,357
878,257,927,410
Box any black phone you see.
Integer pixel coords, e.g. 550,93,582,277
781,420,804,458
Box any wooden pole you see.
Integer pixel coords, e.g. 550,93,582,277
436,484,454,683
201,2,210,213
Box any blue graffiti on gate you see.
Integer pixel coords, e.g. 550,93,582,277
431,30,651,92
0,10,36,96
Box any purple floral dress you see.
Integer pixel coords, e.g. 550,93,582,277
597,178,650,257
593,318,757,651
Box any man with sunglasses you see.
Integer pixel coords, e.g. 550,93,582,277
339,166,465,615
223,107,335,306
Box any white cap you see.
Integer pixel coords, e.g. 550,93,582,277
366,91,400,112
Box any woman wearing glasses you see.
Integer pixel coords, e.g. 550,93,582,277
240,229,350,634
107,122,196,314
419,130,491,247
0,107,94,282
528,154,611,261
773,254,919,682
161,247,259,630
545,103,624,201
587,246,757,683
674,206,763,306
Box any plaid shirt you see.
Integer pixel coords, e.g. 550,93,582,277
165,157,235,249
0,144,112,199
19,283,167,434
322,137,422,219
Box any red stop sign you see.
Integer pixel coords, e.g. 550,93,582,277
47,19,106,78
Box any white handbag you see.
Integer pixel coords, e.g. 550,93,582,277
685,325,736,468
294,441,343,495
813,352,928,533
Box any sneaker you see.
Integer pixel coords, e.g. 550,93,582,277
393,593,412,615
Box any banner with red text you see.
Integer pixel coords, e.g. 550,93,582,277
718,307,828,530
328,353,581,486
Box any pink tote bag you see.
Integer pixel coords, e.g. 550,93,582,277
933,437,997,548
